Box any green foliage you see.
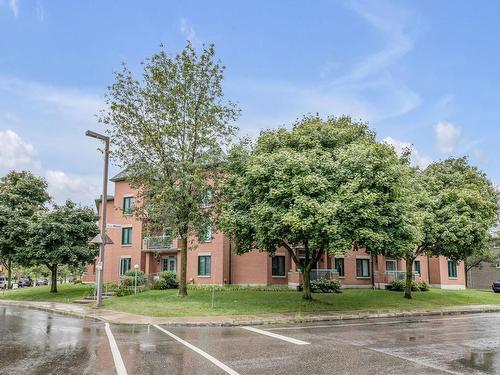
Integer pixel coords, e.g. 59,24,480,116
120,271,145,287
160,271,179,289
100,42,240,296
416,280,430,291
18,201,99,292
310,278,342,293
390,280,406,291
0,171,50,286
115,284,134,297
390,280,429,292
219,115,414,299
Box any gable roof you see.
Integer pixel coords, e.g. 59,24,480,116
110,170,128,182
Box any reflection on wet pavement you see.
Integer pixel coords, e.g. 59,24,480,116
0,306,113,375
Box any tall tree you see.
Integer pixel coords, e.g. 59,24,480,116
219,116,414,300
390,158,499,299
0,171,50,288
19,201,99,293
100,42,239,297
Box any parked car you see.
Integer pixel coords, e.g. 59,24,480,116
492,281,500,293
35,278,48,286
18,277,32,287
0,275,7,289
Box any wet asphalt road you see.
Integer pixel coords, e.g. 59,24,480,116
2,305,500,374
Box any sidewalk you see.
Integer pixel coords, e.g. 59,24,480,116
2,299,500,327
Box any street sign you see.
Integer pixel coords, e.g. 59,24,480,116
106,224,122,229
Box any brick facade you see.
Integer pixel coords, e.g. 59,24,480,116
83,178,466,290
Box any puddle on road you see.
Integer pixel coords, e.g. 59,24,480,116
460,351,500,373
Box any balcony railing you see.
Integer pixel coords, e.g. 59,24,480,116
143,236,176,251
384,271,419,281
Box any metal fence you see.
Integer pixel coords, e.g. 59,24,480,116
310,269,339,281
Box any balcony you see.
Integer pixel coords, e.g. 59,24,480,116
143,236,177,252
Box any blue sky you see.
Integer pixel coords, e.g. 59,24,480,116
1,0,499,205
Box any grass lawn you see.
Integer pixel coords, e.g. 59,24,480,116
102,288,500,318
0,284,92,303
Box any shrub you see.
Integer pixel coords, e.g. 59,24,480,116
72,279,83,284
390,280,430,292
123,270,145,286
160,271,179,289
152,278,168,290
115,284,133,297
390,280,405,291
416,280,430,291
310,278,342,293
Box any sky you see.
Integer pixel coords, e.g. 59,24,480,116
1,0,499,206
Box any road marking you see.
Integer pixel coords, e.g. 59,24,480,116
153,324,240,375
241,326,310,345
104,323,128,375
266,313,500,331
366,346,460,375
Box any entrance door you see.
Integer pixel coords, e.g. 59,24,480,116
161,256,177,273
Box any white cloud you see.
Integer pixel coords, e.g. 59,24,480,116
0,77,102,123
0,130,101,207
0,130,40,170
45,170,101,206
435,121,461,153
36,0,44,21
180,18,199,44
8,0,18,17
383,136,433,169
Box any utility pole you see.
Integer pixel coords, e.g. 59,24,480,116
86,130,110,307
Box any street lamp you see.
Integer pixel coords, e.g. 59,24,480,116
134,264,139,295
86,130,110,307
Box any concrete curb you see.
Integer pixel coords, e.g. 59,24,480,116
2,300,500,327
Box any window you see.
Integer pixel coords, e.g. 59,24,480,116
272,256,286,277
200,224,212,242
201,189,213,208
119,258,131,276
121,227,132,245
385,260,396,272
335,258,345,277
496,262,500,269
162,256,177,273
123,196,134,214
198,256,211,276
448,260,458,278
356,259,370,278
414,260,421,276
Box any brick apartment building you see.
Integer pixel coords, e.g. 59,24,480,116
83,172,466,290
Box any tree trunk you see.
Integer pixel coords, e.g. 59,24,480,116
7,258,12,289
50,265,58,293
404,257,413,299
178,237,188,297
302,264,312,300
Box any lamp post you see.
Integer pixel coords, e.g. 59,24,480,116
86,130,110,307
134,264,139,294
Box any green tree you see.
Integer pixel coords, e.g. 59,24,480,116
99,42,239,297
392,158,499,299
19,201,99,293
0,171,50,288
219,116,414,300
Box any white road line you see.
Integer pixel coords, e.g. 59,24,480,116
241,326,310,345
267,313,500,331
366,346,460,375
152,324,240,375
104,323,128,375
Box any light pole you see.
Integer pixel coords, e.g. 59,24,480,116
86,130,109,307
134,264,139,294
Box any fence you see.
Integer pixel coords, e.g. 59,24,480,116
310,269,339,281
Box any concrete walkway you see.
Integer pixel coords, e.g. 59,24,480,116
2,299,500,326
